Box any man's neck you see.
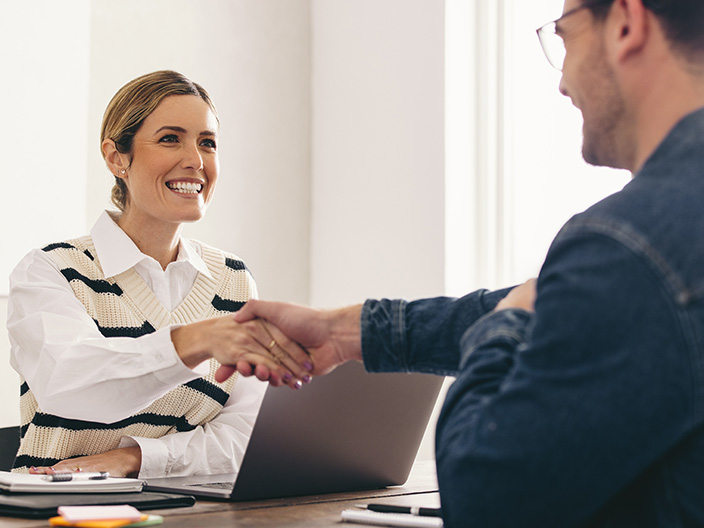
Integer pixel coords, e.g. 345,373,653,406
626,55,704,173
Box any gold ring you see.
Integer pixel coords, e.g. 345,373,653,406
268,339,277,350
74,467,82,472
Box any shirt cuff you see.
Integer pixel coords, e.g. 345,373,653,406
120,436,170,479
361,298,409,373
148,326,201,386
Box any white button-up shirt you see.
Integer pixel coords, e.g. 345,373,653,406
7,211,266,478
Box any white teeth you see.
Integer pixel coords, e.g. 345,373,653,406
167,181,203,194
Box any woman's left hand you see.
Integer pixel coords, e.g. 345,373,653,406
27,446,141,478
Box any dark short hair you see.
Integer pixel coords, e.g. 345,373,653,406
586,0,704,61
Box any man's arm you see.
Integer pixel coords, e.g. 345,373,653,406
361,288,512,375
230,287,510,380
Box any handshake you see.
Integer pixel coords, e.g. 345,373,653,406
171,279,537,390
171,300,365,390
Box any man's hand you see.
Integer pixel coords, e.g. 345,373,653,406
494,278,537,313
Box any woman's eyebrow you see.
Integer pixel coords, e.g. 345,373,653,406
153,125,186,136
153,126,217,136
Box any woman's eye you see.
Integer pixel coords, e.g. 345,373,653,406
201,139,217,149
159,134,179,143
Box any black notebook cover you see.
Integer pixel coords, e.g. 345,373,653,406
0,491,195,518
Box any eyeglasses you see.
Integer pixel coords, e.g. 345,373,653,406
536,0,614,71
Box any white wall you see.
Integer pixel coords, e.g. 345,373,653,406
310,0,445,307
0,1,91,293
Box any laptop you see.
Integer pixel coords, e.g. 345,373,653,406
144,361,443,501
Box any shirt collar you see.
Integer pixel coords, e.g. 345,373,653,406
639,105,704,176
90,210,213,280
177,234,213,278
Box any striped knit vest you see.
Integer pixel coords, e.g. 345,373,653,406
13,235,257,472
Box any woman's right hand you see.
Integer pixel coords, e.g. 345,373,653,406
171,315,314,389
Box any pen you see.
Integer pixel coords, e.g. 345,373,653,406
43,472,110,482
357,504,442,517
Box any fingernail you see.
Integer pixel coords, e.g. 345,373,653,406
302,375,311,384
294,381,303,390
304,361,313,372
30,466,37,471
283,372,292,382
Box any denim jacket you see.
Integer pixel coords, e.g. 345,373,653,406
361,107,704,527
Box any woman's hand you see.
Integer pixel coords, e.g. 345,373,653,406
28,446,141,478
172,314,314,389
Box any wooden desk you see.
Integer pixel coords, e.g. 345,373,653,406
0,461,440,528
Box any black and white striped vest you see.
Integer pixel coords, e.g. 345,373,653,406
13,236,256,472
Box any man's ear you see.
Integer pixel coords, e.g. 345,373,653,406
609,0,650,64
102,139,129,178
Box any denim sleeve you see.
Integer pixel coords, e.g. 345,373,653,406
360,288,511,375
434,229,696,527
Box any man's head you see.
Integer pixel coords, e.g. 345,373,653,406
539,0,704,172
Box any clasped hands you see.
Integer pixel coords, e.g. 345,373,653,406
211,300,362,387
178,298,364,391
170,300,359,391
210,278,538,389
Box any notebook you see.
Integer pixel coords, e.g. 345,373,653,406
0,492,195,519
0,471,143,494
144,362,443,501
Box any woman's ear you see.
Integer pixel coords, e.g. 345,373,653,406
102,139,129,178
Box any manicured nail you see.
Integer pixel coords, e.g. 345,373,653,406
283,372,292,382
30,466,37,471
302,375,311,384
294,381,303,390
304,361,313,372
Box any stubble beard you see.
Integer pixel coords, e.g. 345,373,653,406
580,45,629,170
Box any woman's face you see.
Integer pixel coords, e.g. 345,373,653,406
120,94,219,228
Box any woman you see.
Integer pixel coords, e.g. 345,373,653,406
7,70,312,478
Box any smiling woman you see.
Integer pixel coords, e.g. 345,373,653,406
6,71,313,479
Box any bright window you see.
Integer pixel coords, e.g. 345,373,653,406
445,0,630,294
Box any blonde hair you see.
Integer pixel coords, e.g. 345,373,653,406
100,70,218,211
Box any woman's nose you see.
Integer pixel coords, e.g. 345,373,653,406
183,143,204,171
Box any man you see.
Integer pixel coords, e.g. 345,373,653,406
228,0,704,525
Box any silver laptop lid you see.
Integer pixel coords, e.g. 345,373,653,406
146,362,443,501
